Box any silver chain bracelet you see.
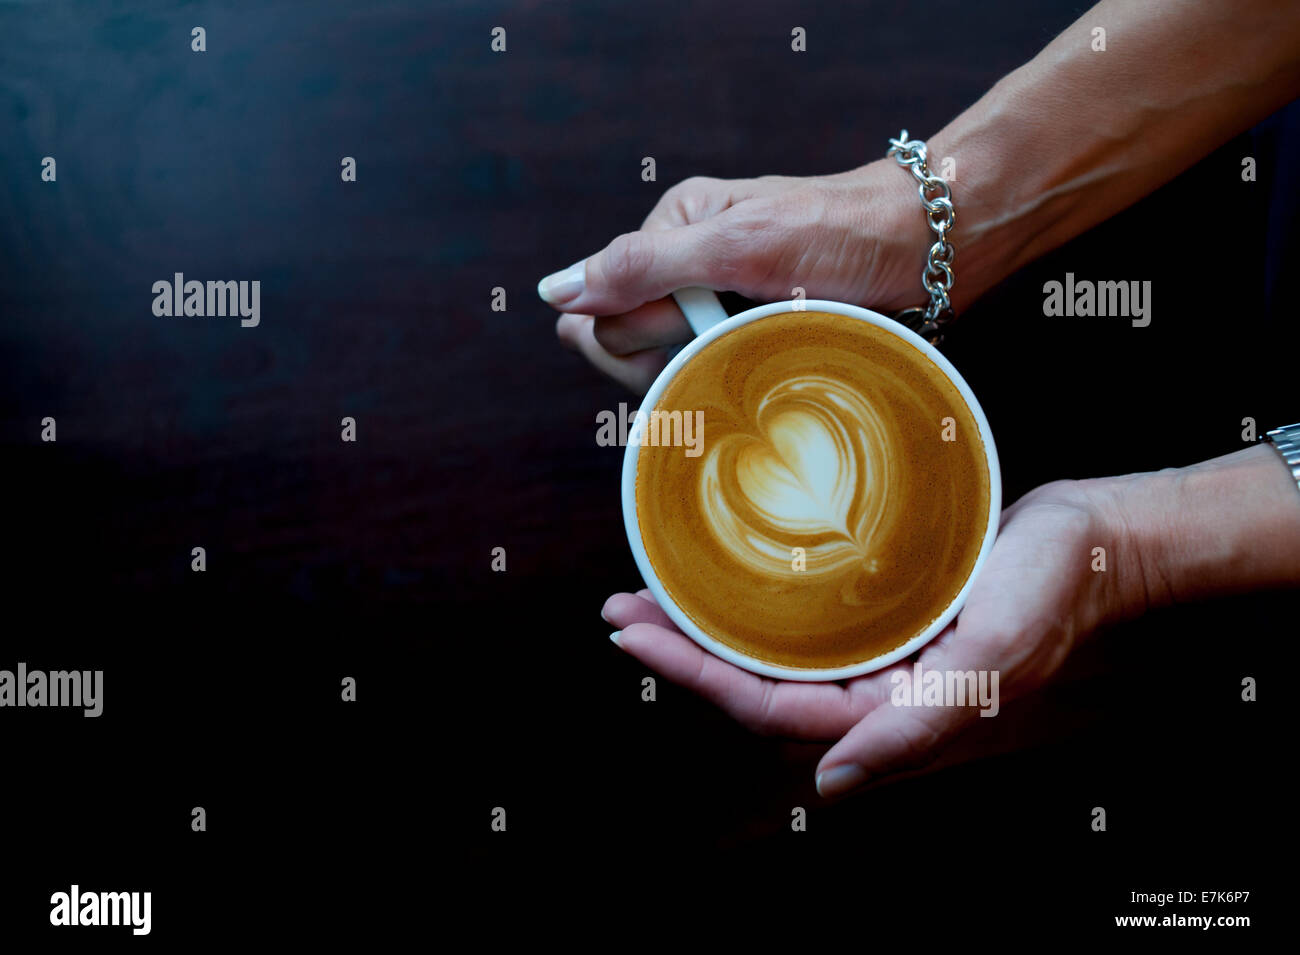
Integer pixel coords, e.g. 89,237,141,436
886,130,956,344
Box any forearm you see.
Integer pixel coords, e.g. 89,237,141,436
927,0,1300,310
1090,444,1300,619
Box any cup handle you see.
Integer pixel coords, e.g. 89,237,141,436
671,286,729,337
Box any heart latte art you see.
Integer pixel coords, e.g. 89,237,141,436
636,311,991,669
702,375,900,582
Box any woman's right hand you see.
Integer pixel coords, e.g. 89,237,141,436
538,160,932,392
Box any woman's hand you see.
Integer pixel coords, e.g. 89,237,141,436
603,445,1300,798
602,478,1126,798
542,1,1300,395
538,161,930,392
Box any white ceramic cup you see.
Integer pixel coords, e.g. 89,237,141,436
620,287,1002,682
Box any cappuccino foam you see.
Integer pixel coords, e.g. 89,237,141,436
635,311,990,669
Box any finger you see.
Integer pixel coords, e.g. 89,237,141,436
642,177,745,231
555,313,670,393
537,218,742,316
641,175,792,231
601,591,676,630
591,297,691,356
610,623,864,739
814,700,979,799
814,629,982,798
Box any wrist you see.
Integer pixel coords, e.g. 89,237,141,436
1078,470,1174,624
1082,445,1300,623
844,145,995,318
844,109,1043,317
925,70,1064,313
835,158,938,313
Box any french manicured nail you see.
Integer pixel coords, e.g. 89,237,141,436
816,764,869,798
537,260,586,305
609,630,623,647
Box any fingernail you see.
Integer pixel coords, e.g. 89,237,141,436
816,764,869,798
609,630,623,647
537,260,586,305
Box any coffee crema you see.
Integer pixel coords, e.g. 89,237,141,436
635,311,990,669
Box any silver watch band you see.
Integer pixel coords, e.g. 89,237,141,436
1266,423,1300,491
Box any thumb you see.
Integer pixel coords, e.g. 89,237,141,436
537,219,737,316
814,682,981,799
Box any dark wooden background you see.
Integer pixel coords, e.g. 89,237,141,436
1,0,1293,939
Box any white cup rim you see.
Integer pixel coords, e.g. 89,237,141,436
621,299,1002,682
